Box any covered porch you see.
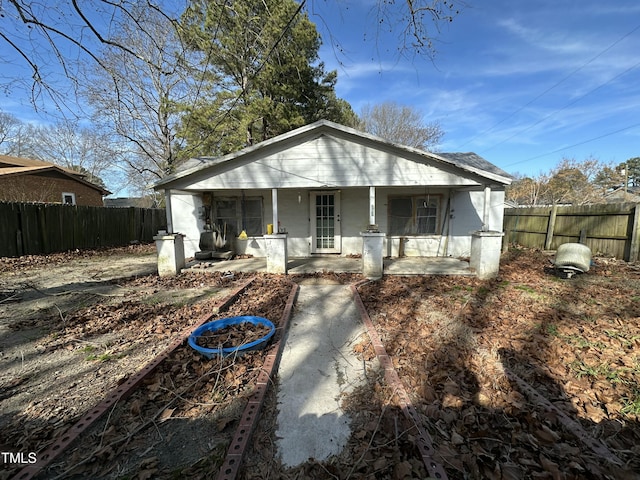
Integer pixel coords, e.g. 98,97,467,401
153,121,512,279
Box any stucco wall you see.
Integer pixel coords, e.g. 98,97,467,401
447,189,506,257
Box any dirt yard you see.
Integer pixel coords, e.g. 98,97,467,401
1,245,639,479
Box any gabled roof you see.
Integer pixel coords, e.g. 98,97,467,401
603,185,640,203
435,152,512,182
0,155,111,195
154,120,513,189
0,155,78,174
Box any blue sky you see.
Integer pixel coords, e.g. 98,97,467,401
310,0,640,177
2,0,639,181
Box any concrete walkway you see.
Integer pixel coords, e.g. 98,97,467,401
275,283,369,467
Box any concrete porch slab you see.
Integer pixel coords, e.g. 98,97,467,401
384,256,472,275
185,256,472,276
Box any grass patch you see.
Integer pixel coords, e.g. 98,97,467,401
141,295,164,306
514,284,537,294
562,334,606,350
545,324,559,337
86,351,123,362
621,391,640,417
604,330,640,348
569,361,626,383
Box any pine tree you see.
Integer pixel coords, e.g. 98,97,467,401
178,0,356,156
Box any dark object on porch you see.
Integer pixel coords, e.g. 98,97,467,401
195,230,233,260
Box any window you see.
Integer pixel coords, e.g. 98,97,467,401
388,196,440,235
213,196,263,236
62,192,76,205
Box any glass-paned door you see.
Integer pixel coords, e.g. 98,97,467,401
310,191,341,253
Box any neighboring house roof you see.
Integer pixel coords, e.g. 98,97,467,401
436,152,512,182
0,154,111,195
603,185,640,203
104,197,157,208
155,120,513,189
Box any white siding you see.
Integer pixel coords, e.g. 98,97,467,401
169,136,482,191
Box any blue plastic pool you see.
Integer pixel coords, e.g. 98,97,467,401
188,316,275,358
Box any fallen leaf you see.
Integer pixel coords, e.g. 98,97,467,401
392,460,412,479
137,468,158,480
158,408,175,423
373,456,388,471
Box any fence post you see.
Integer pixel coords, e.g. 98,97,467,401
544,205,558,250
630,204,640,263
579,229,587,244
502,229,511,252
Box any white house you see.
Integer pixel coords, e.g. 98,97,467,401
153,120,512,277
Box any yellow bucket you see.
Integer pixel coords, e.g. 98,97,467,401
267,224,273,234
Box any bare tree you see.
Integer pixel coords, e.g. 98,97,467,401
0,0,460,194
358,101,444,150
507,157,615,206
0,111,18,147
28,120,113,186
82,4,197,185
0,1,186,113
545,158,602,205
1,1,460,109
0,111,39,157
505,173,550,206
369,0,460,59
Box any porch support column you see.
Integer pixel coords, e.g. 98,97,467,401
470,230,504,279
361,232,385,279
272,188,279,231
369,186,376,229
164,190,173,233
265,188,288,274
154,232,185,277
361,186,383,278
482,186,491,231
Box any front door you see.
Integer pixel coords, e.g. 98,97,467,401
310,191,341,253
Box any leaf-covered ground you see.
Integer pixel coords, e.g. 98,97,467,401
352,248,640,479
1,246,639,479
242,248,640,479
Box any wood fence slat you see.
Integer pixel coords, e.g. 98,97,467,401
629,205,640,262
504,202,639,260
0,202,166,257
0,203,20,256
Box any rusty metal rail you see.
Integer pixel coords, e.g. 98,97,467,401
13,277,256,480
503,368,624,466
351,283,449,480
216,282,298,480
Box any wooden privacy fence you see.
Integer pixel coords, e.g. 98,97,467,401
504,202,640,262
0,202,166,257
